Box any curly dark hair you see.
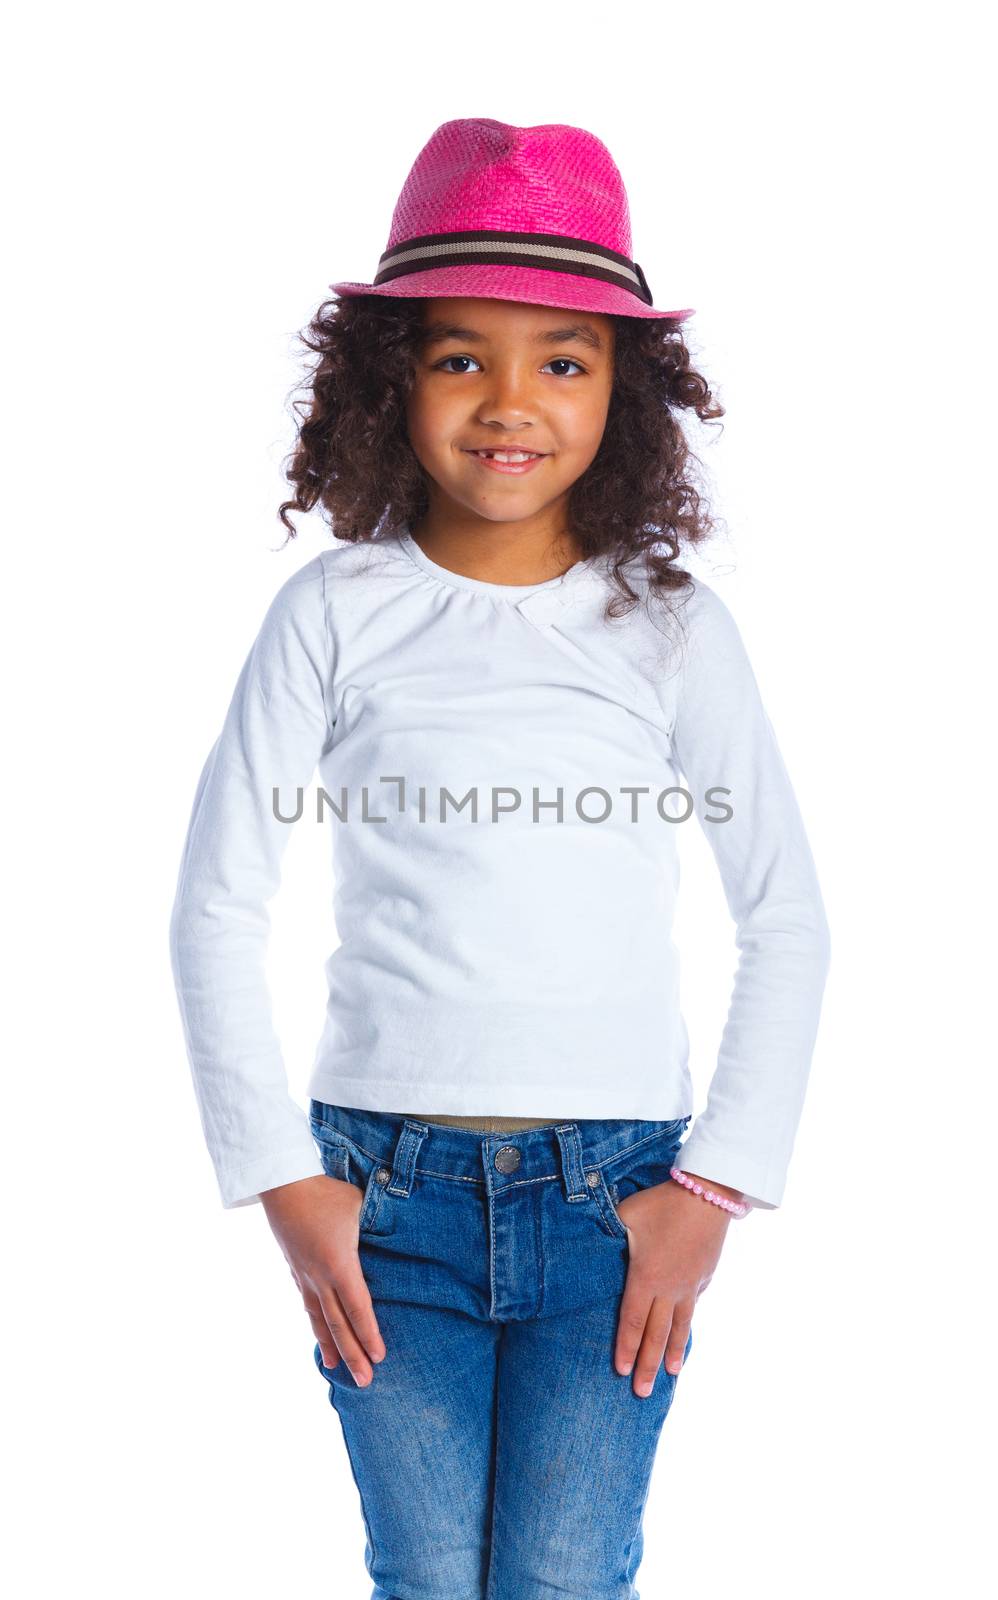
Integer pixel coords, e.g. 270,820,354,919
277,294,725,623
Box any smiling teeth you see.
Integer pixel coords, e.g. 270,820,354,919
476,451,539,462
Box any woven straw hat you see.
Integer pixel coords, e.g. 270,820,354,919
330,118,694,322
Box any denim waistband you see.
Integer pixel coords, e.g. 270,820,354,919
310,1101,691,1189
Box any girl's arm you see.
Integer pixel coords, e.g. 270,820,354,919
669,579,832,1210
168,555,334,1209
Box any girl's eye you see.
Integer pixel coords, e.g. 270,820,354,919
435,355,481,374
543,358,585,377
433,355,586,377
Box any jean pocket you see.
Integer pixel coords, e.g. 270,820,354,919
309,1119,394,1237
587,1119,690,1242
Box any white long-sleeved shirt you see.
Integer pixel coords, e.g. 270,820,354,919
168,528,831,1211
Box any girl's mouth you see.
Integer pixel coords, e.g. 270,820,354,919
464,449,548,476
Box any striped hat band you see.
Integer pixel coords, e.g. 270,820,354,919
373,228,654,307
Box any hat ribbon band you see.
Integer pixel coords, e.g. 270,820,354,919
373,229,654,305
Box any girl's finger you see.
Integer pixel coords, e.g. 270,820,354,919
301,1287,341,1371
305,1302,341,1372
664,1303,695,1375
614,1279,654,1378
334,1260,387,1367
630,1297,673,1398
318,1283,378,1388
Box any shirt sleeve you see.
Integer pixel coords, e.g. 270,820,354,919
668,579,832,1210
168,555,334,1209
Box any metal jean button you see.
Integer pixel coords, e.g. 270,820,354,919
494,1144,521,1174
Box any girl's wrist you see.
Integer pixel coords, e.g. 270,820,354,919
670,1167,751,1218
677,1169,743,1203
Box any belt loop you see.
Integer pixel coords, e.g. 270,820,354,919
386,1119,428,1198
554,1123,589,1201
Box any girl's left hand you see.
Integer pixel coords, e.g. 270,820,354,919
614,1173,739,1398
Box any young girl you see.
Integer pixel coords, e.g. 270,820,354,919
169,118,831,1599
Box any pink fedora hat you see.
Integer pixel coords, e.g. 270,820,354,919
329,119,694,322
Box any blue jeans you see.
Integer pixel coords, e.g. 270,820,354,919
309,1101,695,1600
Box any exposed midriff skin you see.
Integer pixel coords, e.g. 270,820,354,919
397,1113,559,1132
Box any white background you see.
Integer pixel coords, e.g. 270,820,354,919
4,3,994,1596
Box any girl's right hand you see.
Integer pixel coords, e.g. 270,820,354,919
260,1174,387,1387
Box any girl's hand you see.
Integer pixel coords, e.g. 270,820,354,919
260,1174,387,1387
614,1174,737,1398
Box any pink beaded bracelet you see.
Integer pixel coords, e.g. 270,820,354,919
670,1166,751,1218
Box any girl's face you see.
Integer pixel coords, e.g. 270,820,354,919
406,297,615,534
